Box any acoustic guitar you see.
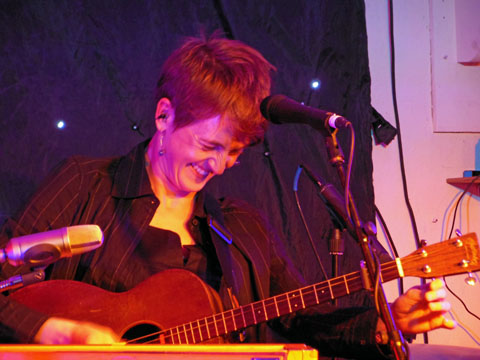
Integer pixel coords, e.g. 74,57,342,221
10,233,480,344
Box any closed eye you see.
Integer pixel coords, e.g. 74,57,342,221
228,148,243,156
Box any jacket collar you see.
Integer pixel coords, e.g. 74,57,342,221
111,140,154,199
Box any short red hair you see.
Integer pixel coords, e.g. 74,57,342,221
155,35,275,145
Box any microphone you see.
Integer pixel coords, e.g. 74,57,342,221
0,225,104,266
299,164,357,237
260,94,350,137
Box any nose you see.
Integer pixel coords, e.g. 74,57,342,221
208,157,226,175
207,152,238,175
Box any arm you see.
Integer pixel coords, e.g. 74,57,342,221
0,157,114,343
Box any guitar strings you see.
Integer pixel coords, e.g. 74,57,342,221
124,260,403,344
124,244,470,344
137,262,408,344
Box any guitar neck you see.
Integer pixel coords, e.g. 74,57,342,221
159,232,480,344
162,259,401,344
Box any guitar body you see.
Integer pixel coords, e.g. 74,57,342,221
10,269,224,342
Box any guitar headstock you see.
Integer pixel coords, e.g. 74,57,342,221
402,233,480,278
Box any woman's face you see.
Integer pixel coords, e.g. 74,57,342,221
148,105,247,197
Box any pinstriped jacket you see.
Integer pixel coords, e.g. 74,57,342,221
0,140,384,359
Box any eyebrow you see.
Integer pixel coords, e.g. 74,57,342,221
197,137,244,152
197,137,225,148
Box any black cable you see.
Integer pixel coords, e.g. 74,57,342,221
212,0,235,39
387,0,427,343
444,280,480,322
387,1,421,249
293,188,329,281
375,204,404,295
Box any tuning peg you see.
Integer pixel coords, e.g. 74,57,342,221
455,229,463,237
465,272,477,286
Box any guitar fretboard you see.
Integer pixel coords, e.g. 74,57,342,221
161,259,401,344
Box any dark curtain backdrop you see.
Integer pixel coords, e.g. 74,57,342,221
0,0,382,307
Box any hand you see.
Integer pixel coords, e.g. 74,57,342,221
34,317,119,344
388,279,456,335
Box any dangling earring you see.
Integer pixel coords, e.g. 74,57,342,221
158,131,166,156
157,113,167,156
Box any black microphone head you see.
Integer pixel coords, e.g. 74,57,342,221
260,95,289,124
261,94,321,125
260,94,349,135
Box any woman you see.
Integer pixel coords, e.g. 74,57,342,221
0,36,454,357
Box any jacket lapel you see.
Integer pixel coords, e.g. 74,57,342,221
204,194,268,305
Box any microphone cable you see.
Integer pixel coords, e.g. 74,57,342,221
293,167,329,282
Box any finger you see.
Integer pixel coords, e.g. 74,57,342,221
413,278,444,296
425,288,447,302
443,318,457,329
429,278,445,291
431,315,456,331
405,279,444,302
407,311,456,333
428,300,451,312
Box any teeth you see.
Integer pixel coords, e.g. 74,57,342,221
192,163,209,176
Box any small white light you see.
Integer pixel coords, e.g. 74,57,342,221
56,120,65,129
310,79,321,90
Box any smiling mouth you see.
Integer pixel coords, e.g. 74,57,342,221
191,163,209,178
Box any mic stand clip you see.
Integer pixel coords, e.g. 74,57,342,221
0,269,45,293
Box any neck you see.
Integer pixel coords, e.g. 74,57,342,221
145,146,196,211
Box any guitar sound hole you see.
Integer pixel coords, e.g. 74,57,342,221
122,323,161,343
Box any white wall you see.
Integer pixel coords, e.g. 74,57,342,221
365,0,480,348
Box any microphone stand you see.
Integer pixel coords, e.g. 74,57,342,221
324,131,409,360
329,227,344,306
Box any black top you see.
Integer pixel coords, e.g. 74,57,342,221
139,225,222,292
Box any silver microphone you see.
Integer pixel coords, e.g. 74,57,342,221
0,225,104,266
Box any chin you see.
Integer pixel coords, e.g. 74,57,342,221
179,181,208,195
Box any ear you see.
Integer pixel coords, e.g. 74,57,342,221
155,98,175,131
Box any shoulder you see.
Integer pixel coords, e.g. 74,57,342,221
57,155,118,177
26,155,120,210
217,197,273,244
47,155,119,187
219,197,259,215
218,197,269,226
